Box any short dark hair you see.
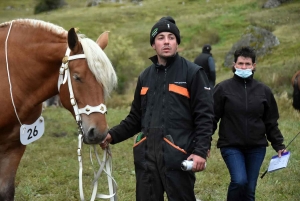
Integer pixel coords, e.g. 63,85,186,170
234,46,256,64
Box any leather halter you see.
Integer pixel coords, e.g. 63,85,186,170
57,48,107,123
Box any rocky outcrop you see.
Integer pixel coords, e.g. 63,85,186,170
262,0,292,9
224,26,280,67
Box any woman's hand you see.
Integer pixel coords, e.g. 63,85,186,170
277,149,287,157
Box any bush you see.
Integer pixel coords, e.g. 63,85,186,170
107,35,145,94
34,0,67,14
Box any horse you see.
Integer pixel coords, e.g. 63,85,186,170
292,70,300,111
0,19,117,200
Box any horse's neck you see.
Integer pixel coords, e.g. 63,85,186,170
1,29,67,120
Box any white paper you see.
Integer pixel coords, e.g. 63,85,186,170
267,151,290,172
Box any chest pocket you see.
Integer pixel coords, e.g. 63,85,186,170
169,84,190,98
140,87,148,95
140,87,149,116
168,84,192,122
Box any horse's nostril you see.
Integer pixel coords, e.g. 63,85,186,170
87,128,95,140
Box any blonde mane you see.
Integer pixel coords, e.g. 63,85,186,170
0,19,117,100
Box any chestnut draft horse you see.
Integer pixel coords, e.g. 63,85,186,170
0,19,117,200
292,70,300,111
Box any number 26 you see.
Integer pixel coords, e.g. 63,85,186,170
27,126,39,140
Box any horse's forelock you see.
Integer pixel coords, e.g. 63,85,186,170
79,36,117,100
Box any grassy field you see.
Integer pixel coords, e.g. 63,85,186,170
15,105,300,201
0,0,300,200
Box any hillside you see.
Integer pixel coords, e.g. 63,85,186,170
1,0,299,104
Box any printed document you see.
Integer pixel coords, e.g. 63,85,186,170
267,151,290,172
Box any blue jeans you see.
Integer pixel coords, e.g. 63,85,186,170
220,146,266,201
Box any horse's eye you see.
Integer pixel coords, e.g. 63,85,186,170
73,74,81,82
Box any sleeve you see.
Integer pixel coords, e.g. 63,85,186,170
208,57,216,86
189,68,214,159
264,88,285,151
109,77,142,144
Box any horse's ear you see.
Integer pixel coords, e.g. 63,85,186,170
68,28,80,52
96,31,110,50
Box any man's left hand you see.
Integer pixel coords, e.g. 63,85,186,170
186,154,206,172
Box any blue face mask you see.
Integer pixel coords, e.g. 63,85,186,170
235,68,253,78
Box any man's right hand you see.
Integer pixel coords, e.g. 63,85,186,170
100,133,112,149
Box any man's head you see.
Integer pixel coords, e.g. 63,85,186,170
232,46,256,72
202,44,211,53
150,16,180,46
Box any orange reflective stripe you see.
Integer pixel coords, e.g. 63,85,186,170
133,137,147,148
163,138,187,154
140,87,148,95
169,84,190,98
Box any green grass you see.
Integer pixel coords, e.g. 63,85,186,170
1,0,300,200
15,103,300,201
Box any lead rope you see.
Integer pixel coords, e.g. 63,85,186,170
59,49,116,201
91,145,117,200
5,20,23,126
77,124,117,201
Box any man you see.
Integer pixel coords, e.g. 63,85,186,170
100,16,214,201
194,44,216,89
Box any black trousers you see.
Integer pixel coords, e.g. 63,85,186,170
133,131,196,201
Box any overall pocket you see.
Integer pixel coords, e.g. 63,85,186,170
133,133,147,170
163,137,188,170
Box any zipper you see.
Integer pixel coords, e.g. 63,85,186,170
162,68,167,128
244,79,248,144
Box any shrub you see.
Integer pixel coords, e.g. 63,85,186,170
34,0,67,14
107,35,145,94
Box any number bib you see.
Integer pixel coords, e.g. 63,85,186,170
20,116,45,145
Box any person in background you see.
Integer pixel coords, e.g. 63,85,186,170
194,44,216,89
212,46,286,201
100,16,214,201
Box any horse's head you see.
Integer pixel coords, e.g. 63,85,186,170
59,28,117,144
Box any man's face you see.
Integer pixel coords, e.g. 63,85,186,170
152,32,178,59
234,56,256,70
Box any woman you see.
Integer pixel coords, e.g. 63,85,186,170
213,46,286,201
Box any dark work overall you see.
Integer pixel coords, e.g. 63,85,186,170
133,128,196,201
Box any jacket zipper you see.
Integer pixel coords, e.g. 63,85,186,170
162,68,167,128
244,79,248,145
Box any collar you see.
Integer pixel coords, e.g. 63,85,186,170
202,51,212,56
149,53,178,69
233,73,254,82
